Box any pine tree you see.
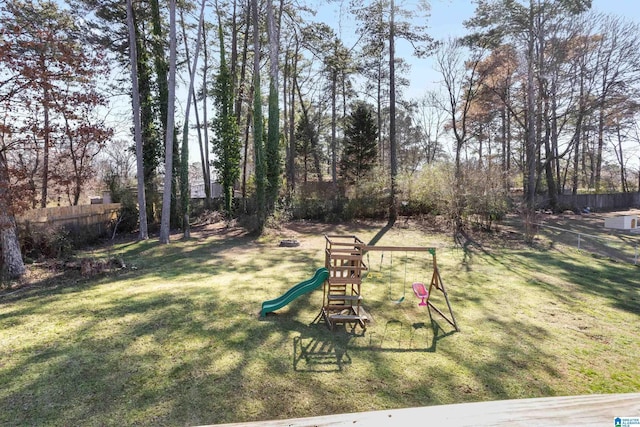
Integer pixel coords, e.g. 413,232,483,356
340,102,378,189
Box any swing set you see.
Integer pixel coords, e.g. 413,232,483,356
364,245,459,331
322,235,459,332
366,251,411,304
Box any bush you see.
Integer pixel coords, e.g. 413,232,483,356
283,162,510,227
342,194,388,220
265,202,293,229
20,223,74,260
462,166,510,231
112,194,139,235
290,181,343,221
522,209,541,244
342,168,389,219
464,190,509,231
398,164,454,216
106,173,138,235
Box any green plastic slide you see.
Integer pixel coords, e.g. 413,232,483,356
260,267,329,317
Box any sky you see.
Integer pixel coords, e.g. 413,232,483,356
310,0,640,169
114,0,640,167
317,0,640,96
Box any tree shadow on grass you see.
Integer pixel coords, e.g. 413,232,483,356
351,314,456,354
0,224,367,424
0,285,232,425
292,325,353,372
452,318,557,400
367,221,394,247
3,221,592,425
2,282,357,425
288,308,458,375
477,244,639,316
536,216,640,265
0,233,329,424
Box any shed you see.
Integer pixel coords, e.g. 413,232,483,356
604,215,638,230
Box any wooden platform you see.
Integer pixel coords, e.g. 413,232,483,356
201,393,640,426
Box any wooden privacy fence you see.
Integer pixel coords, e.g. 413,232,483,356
16,203,121,241
538,192,640,210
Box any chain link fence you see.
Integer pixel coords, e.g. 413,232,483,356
537,222,640,265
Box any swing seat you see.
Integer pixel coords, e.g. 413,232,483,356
412,282,429,306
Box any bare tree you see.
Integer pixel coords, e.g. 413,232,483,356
415,93,447,164
592,15,640,190
433,38,486,230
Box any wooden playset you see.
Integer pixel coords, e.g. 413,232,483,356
321,234,459,332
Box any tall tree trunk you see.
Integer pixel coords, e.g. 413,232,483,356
284,48,294,192
126,0,148,240
41,82,50,208
543,97,557,209
525,0,536,209
388,0,397,223
230,0,239,92
595,107,605,191
159,0,177,243
500,101,510,191
265,0,281,212
506,101,511,175
136,22,160,224
377,63,383,166
0,216,25,279
241,86,253,202
150,0,168,134
330,68,337,187
237,0,251,210
0,153,26,278
376,10,384,168
195,69,209,207
150,0,179,228
179,0,205,239
614,123,628,192
235,0,250,123
288,37,303,187
295,79,322,182
251,0,266,228
572,76,585,197
552,92,561,195
201,21,212,208
195,100,209,206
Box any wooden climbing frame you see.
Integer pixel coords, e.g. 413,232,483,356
322,235,368,330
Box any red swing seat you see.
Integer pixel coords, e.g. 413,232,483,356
412,282,429,306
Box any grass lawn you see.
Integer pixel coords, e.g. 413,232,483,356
1,220,638,426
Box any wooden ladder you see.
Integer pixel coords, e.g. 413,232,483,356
322,235,368,330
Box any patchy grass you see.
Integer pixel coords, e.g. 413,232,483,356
0,220,638,426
